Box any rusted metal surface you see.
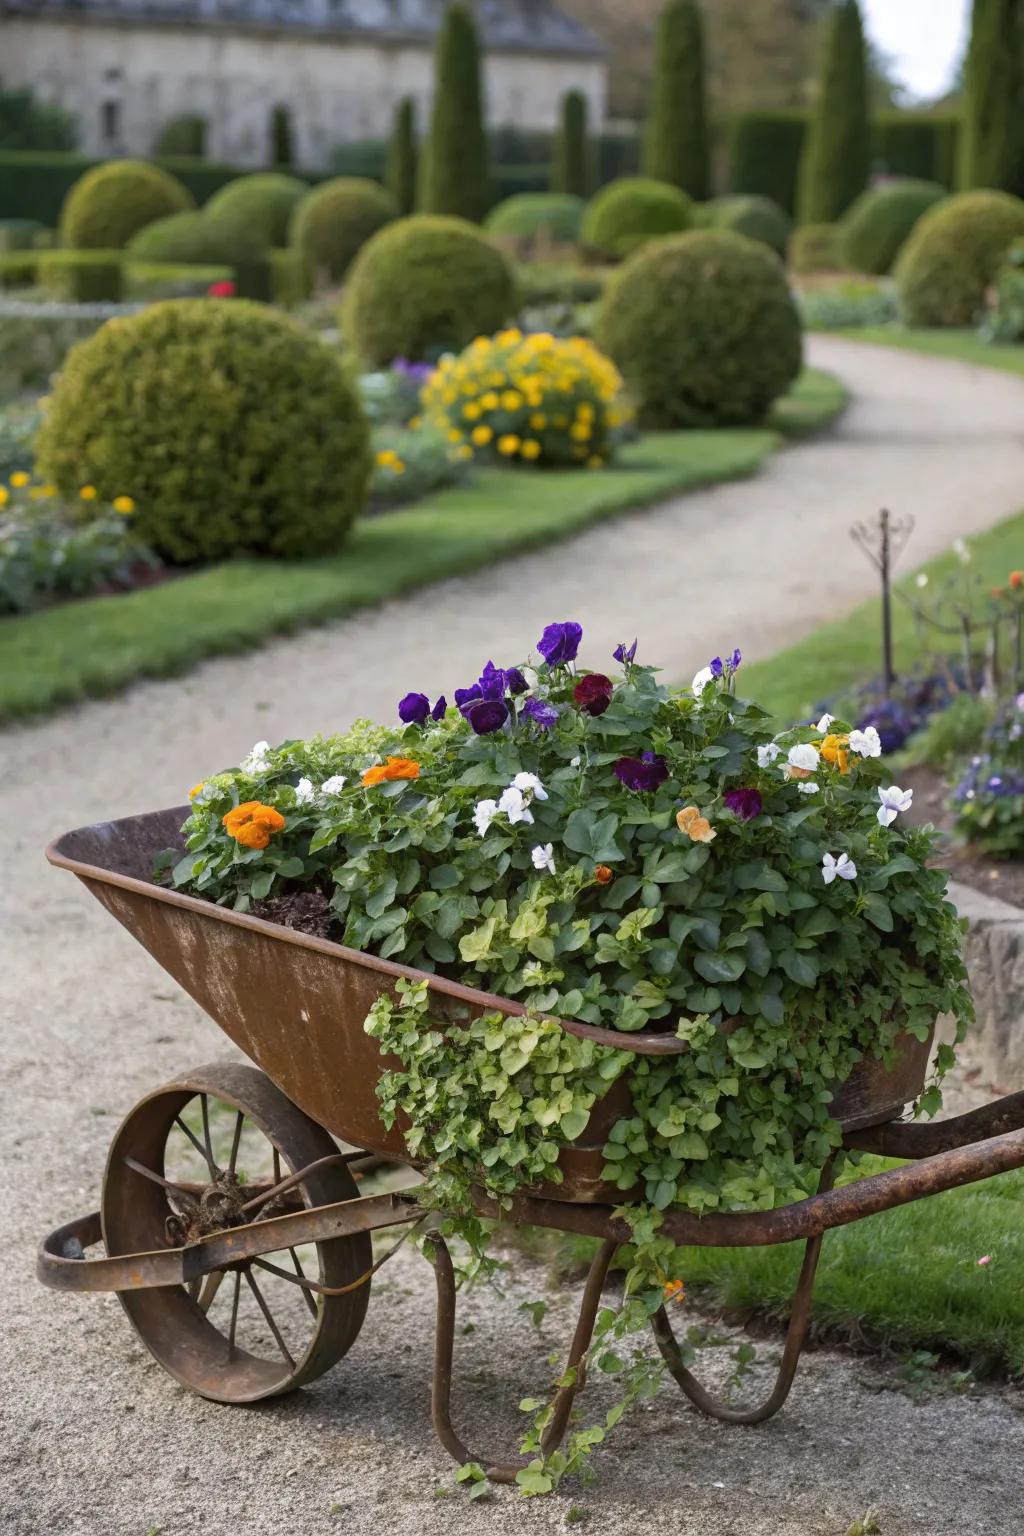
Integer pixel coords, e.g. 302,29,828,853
48,808,937,1205
845,1090,1024,1157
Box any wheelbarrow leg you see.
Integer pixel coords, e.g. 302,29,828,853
652,1158,836,1426
427,1231,619,1484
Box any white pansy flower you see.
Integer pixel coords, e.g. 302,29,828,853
512,771,548,801
692,666,715,695
798,782,820,795
294,777,315,806
473,798,499,837
244,739,272,773
787,743,820,772
757,741,782,768
531,843,556,875
877,784,913,827
321,775,347,796
498,785,534,825
570,755,582,768
816,713,835,733
822,852,857,884
849,726,882,758
916,573,929,589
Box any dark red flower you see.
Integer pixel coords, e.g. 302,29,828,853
614,752,668,792
207,280,236,298
574,672,614,717
724,787,763,822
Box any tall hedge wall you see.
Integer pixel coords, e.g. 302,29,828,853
0,151,243,224
875,112,960,186
727,113,807,216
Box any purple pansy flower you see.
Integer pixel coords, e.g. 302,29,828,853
398,692,431,725
454,684,482,710
478,660,507,700
710,648,743,679
537,621,583,667
462,697,510,735
431,696,447,721
724,787,763,822
614,751,669,793
524,698,559,730
614,639,638,665
506,667,528,695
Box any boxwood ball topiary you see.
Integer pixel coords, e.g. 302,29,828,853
485,193,584,244
60,160,194,250
35,300,371,563
595,228,803,428
841,179,946,275
702,195,791,257
126,209,259,266
203,172,308,250
342,215,519,366
581,177,692,260
289,177,398,282
896,189,1024,327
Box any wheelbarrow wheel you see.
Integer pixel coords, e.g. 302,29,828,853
101,1061,372,1404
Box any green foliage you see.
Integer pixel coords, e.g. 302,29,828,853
0,217,45,252
485,194,583,245
204,172,308,250
959,0,1024,193
702,195,791,257
517,262,608,306
643,0,709,200
270,103,294,168
0,400,39,477
35,299,370,563
797,0,870,224
596,228,803,428
419,2,492,223
896,189,1024,326
953,695,1024,854
0,250,38,288
342,215,518,366
0,151,243,225
126,210,252,265
154,115,207,158
798,278,898,331
370,424,474,506
125,261,234,300
37,250,124,303
789,222,845,274
728,112,807,217
552,90,589,199
0,311,110,402
0,87,76,152
981,238,1024,340
841,180,947,275
386,98,418,217
59,160,194,250
907,692,994,773
874,113,960,187
581,177,692,260
289,177,398,283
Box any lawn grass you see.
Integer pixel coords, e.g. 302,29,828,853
821,324,1024,381
515,1158,1024,1378
0,368,844,724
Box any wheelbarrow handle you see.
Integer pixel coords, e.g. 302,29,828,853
844,1088,1024,1158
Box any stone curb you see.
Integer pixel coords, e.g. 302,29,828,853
950,879,1024,1088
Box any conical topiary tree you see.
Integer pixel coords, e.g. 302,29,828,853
552,89,589,198
797,0,870,224
271,103,294,168
959,0,1024,192
419,2,492,222
642,0,710,201
387,97,418,215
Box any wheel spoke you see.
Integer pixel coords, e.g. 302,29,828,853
244,1267,296,1369
227,1270,241,1361
273,1145,282,1189
200,1094,219,1178
228,1111,245,1176
290,1247,319,1318
197,1269,226,1315
122,1154,200,1212
174,1112,218,1180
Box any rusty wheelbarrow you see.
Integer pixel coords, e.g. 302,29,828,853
38,808,1024,1482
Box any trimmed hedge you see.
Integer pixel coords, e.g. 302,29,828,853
0,251,39,288
155,115,207,158
386,98,418,217
594,229,802,429
342,214,518,366
797,0,870,223
60,161,194,249
126,210,242,265
581,177,691,259
36,299,371,563
702,195,791,257
841,180,946,275
485,193,583,244
896,189,1024,326
789,223,845,275
289,177,397,282
0,151,245,225
0,217,45,252
419,2,492,222
874,112,960,186
643,0,709,200
37,250,124,302
203,172,308,250
552,89,589,198
125,261,233,300
727,112,807,216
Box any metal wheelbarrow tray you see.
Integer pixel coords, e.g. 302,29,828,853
38,807,1024,1482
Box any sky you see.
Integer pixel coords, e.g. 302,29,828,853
860,0,970,101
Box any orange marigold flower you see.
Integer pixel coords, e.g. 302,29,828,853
594,864,613,885
361,756,421,787
663,1278,685,1304
820,733,850,774
189,782,205,799
222,801,286,850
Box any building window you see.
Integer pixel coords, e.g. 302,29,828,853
101,99,121,146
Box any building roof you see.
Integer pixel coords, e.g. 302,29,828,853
5,0,606,58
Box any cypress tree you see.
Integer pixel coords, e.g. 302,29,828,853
270,104,293,168
552,89,589,198
797,0,870,224
959,0,1024,192
387,97,418,215
642,0,710,201
419,2,492,222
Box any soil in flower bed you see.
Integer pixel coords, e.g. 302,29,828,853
250,889,334,937
904,763,1024,909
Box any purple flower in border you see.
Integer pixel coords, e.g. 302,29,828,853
724,787,763,822
537,621,583,667
506,666,528,695
454,684,482,710
431,696,447,721
710,656,725,679
398,691,430,725
477,660,507,701
729,647,742,672
614,639,638,665
523,697,559,730
614,751,669,793
462,697,510,735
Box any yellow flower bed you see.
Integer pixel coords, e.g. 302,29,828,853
421,329,631,469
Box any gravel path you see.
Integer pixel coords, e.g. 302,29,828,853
4,336,1024,1536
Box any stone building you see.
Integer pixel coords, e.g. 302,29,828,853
0,1,607,167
